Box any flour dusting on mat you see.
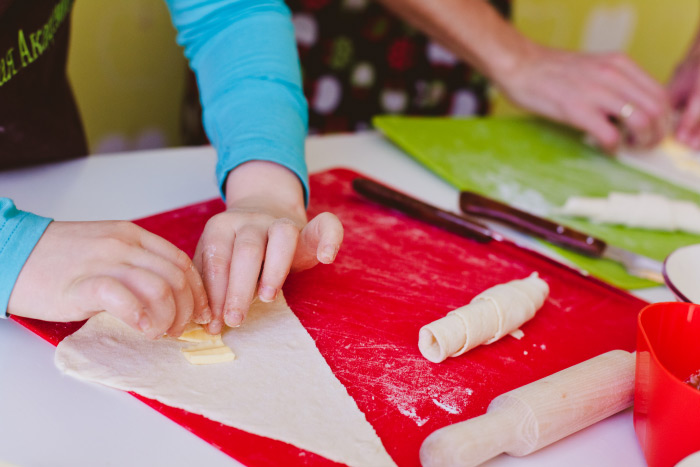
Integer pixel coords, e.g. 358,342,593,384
432,398,461,414
375,356,474,426
396,406,429,427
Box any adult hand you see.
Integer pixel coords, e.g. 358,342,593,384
495,44,669,153
8,221,211,338
668,40,700,149
194,161,343,333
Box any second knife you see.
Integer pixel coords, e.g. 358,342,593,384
459,191,664,283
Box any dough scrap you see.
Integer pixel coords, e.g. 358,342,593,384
418,273,549,363
55,294,395,467
559,192,700,235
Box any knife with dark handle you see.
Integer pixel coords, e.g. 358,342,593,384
459,191,606,257
352,178,493,243
459,191,664,283
351,177,663,283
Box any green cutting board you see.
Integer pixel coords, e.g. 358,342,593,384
374,115,700,289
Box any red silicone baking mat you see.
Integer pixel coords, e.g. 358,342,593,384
12,168,647,466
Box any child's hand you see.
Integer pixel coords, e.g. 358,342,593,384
8,221,211,338
194,161,343,333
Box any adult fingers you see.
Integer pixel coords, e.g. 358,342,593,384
589,87,657,148
292,212,344,272
258,219,300,302
607,53,667,104
562,101,621,153
223,226,266,327
138,229,211,325
110,265,178,339
69,276,147,332
668,69,695,110
676,84,700,148
593,63,667,146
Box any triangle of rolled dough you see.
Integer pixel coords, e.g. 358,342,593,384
54,293,395,467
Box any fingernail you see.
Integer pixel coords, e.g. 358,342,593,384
224,311,244,327
208,319,223,334
259,285,277,302
167,328,184,339
138,315,151,332
195,306,213,324
320,244,337,263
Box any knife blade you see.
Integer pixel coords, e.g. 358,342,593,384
459,191,664,283
351,178,493,243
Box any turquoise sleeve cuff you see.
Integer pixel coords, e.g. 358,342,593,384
166,0,310,204
0,198,52,318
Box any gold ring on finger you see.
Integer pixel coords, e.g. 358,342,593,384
620,103,635,120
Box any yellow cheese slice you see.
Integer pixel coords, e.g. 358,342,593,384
660,136,692,156
177,323,235,365
178,323,222,344
181,344,236,365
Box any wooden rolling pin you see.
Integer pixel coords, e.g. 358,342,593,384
420,350,636,467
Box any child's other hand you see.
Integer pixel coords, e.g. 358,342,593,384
8,221,211,338
194,161,343,333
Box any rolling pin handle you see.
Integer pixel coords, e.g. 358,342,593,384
419,408,517,467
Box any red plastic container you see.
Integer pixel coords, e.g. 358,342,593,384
634,302,700,467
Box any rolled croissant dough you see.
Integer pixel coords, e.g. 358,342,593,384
419,273,549,363
559,192,700,234
55,294,395,467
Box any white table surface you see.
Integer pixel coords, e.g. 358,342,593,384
0,131,685,466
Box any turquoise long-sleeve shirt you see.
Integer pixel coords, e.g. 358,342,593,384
0,200,53,317
0,0,308,317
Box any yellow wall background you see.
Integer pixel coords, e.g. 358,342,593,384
67,0,186,153
67,1,700,152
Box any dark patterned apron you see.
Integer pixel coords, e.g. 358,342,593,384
0,0,86,170
286,0,511,134
180,0,511,141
